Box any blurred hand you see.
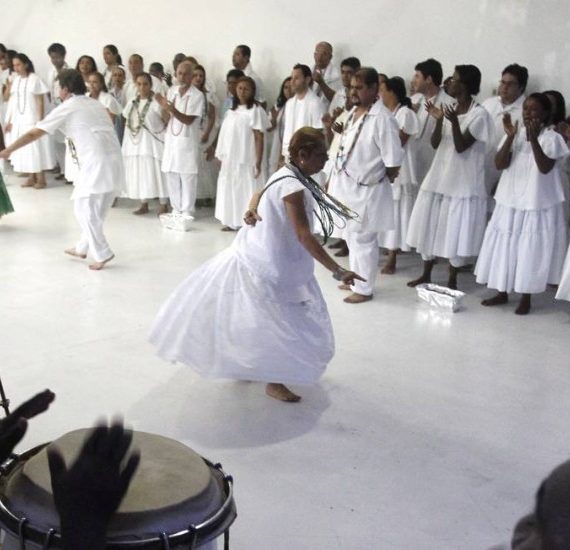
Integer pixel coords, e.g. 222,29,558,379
48,420,140,531
0,389,55,462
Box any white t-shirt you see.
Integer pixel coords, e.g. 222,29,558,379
215,104,268,167
328,87,348,115
124,74,168,105
281,89,326,157
243,62,265,102
394,105,420,188
92,91,122,116
409,88,455,183
46,63,68,109
36,95,124,198
482,94,525,187
421,103,493,198
494,126,569,210
311,62,341,107
161,85,205,174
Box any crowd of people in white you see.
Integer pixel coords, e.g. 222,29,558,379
1,40,570,312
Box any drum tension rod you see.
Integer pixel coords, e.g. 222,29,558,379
18,517,29,550
42,528,56,549
159,531,171,550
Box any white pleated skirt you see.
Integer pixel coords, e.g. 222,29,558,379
378,183,418,251
475,203,568,294
196,143,218,200
556,244,570,301
214,163,264,228
123,155,167,200
8,122,55,172
149,247,334,385
406,189,488,259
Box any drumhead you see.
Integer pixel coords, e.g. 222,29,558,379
0,429,231,542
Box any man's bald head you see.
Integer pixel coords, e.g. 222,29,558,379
314,41,333,70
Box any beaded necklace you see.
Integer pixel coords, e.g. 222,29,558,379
16,76,29,115
126,93,154,144
255,163,359,242
334,104,371,174
169,87,190,137
66,137,80,168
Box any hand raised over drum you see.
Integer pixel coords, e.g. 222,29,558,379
0,389,55,462
48,420,140,549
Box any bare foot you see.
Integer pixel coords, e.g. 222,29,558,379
481,292,508,307
221,225,237,232
338,283,351,291
407,274,431,288
344,292,373,304
157,204,169,215
447,266,458,290
381,250,397,275
265,383,301,402
64,248,87,259
515,294,531,315
89,254,115,271
133,203,149,215
21,175,35,188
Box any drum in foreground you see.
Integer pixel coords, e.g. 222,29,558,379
0,429,236,548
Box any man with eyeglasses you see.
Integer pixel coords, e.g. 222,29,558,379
482,63,528,193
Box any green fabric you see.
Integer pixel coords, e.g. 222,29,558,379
0,173,14,216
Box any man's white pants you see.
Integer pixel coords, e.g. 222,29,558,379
73,192,115,262
165,172,197,214
346,230,379,296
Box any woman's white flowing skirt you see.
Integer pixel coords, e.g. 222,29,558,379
473,203,568,294
378,183,418,251
214,163,264,228
406,189,488,259
149,247,334,385
123,155,167,199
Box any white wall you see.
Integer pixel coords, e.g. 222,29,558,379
2,0,570,105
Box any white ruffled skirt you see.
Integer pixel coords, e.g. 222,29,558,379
149,246,334,385
475,203,567,294
557,243,570,302
123,155,167,200
7,121,55,172
214,162,264,228
378,183,418,251
406,189,488,259
196,141,219,200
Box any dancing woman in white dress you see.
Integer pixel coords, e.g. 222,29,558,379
122,73,169,215
214,76,268,230
150,128,363,402
407,64,493,290
475,94,569,314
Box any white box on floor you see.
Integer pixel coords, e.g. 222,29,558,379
159,213,195,232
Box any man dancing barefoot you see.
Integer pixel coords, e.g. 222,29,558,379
0,69,123,270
